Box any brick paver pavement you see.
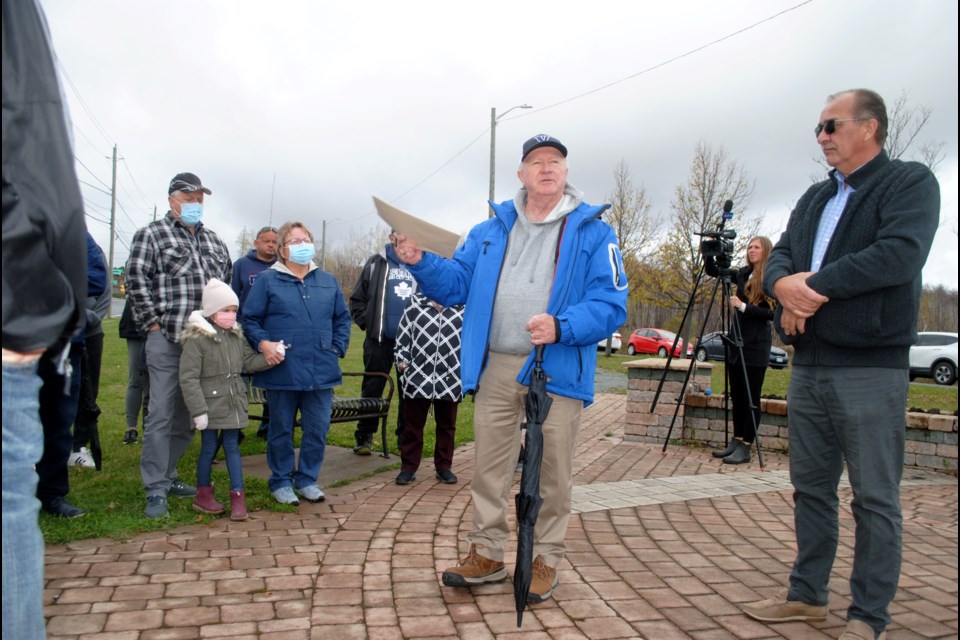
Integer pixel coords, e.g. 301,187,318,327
44,394,958,639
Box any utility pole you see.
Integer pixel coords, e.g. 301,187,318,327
269,173,276,226
107,144,118,317
488,107,497,218
488,104,532,218
320,220,327,270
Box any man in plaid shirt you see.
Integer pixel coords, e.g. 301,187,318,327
126,172,232,518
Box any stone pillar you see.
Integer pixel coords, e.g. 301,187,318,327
623,358,712,444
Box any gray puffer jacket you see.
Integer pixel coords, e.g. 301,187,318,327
179,311,271,429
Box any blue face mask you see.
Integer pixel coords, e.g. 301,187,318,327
178,202,203,226
287,242,316,265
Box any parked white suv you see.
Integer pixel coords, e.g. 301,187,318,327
909,332,958,386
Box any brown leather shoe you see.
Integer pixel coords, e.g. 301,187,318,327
441,545,507,587
743,597,827,622
839,619,886,640
527,555,559,603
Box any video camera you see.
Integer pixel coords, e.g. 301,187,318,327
696,200,737,264
698,228,737,259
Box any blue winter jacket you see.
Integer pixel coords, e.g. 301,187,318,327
408,199,627,406
241,263,352,391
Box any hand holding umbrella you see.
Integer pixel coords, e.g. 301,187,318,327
514,344,552,627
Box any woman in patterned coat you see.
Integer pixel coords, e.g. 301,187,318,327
393,293,464,485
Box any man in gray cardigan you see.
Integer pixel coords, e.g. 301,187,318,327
743,89,939,640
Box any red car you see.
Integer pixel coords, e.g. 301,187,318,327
626,328,687,357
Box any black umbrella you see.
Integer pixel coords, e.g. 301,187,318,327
514,344,552,627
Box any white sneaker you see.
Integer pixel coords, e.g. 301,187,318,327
67,447,96,469
295,484,325,503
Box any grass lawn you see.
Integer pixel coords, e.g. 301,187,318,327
44,329,958,544
41,320,477,544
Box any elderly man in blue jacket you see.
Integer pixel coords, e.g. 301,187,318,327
394,134,627,604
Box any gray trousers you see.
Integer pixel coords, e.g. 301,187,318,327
786,365,907,632
140,330,194,497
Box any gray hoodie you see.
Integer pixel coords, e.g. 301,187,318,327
488,182,583,355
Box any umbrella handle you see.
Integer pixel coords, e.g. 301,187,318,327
534,344,545,365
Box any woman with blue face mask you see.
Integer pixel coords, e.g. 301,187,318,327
240,221,352,506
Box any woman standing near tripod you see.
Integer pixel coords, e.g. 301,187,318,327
706,236,776,465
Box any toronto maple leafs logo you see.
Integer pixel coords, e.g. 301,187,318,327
394,281,414,300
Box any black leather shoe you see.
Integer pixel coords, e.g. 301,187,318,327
436,469,458,484
723,440,752,465
395,470,416,485
712,440,738,458
43,496,86,519
123,429,139,445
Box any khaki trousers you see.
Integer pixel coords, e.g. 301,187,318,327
468,351,582,568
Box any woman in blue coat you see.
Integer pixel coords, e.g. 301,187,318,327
242,221,351,505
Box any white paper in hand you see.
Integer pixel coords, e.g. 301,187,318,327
372,197,460,259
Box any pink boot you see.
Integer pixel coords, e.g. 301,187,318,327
193,485,225,515
230,490,248,521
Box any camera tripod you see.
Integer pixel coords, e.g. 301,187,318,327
651,221,765,470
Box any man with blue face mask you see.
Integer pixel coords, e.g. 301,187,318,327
126,172,232,518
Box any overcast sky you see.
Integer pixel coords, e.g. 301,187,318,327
42,0,958,288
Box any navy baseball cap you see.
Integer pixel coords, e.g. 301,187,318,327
168,172,212,196
521,134,567,161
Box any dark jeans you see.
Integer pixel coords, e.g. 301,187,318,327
197,430,243,492
37,343,83,507
73,332,104,451
786,365,907,632
397,397,458,473
355,336,403,442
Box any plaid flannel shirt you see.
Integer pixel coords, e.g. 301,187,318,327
125,212,232,341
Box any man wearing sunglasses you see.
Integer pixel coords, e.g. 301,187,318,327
744,90,940,639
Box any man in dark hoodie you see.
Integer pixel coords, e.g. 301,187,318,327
231,225,278,438
348,232,416,455
743,89,939,640
231,225,278,313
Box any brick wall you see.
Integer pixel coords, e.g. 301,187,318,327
623,359,958,473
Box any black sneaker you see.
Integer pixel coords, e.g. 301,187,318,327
144,495,169,519
168,479,197,498
123,429,139,445
43,496,86,519
395,470,415,485
436,469,458,484
353,436,373,456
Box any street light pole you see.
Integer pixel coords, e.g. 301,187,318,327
488,103,532,217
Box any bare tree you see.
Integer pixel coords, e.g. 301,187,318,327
605,160,659,268
324,224,390,294
645,141,759,352
235,227,256,258
605,159,660,303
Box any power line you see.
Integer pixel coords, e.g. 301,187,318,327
518,1,814,120
390,1,814,202
74,155,112,190
55,55,113,147
120,157,155,210
78,179,112,196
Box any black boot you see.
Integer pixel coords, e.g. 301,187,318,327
723,440,751,465
712,440,738,458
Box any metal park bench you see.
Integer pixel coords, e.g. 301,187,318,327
246,371,394,458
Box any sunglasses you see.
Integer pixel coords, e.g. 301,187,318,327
814,117,866,138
